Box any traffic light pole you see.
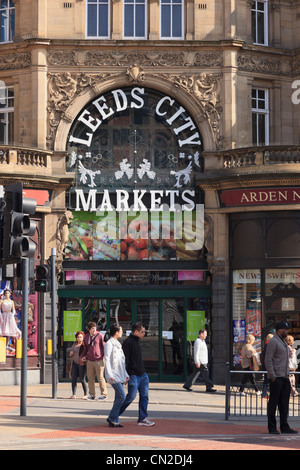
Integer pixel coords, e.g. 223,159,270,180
20,257,29,417
51,248,57,399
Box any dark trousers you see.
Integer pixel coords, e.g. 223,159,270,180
239,367,259,392
184,363,214,390
71,362,88,396
268,377,291,432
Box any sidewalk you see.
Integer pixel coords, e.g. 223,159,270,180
0,381,226,407
0,382,299,450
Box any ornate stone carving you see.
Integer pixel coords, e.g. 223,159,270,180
47,49,222,68
126,64,145,82
56,210,74,273
204,215,214,255
238,53,292,76
158,72,223,149
47,70,223,149
47,72,108,148
0,52,31,71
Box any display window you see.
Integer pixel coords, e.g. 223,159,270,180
264,268,300,345
0,282,38,361
232,270,261,366
232,268,300,368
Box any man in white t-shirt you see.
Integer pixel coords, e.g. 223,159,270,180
183,329,216,393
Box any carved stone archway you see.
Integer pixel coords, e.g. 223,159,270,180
48,67,222,153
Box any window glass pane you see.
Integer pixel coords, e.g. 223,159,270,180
257,2,265,12
0,1,9,9
0,10,8,42
257,114,266,145
0,113,6,142
124,4,134,36
87,4,97,36
232,270,261,367
135,4,145,36
99,4,108,37
161,5,171,37
172,4,182,37
257,11,265,44
252,113,257,145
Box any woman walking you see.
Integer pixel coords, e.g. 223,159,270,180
105,324,129,428
239,334,261,396
69,331,88,399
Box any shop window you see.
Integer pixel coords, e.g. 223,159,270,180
123,0,146,39
251,0,268,46
0,0,14,43
266,219,300,258
231,219,264,260
232,270,261,366
0,283,38,363
160,0,184,39
0,82,14,145
252,88,269,146
264,269,300,362
86,0,110,38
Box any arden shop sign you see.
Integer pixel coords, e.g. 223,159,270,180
219,187,300,207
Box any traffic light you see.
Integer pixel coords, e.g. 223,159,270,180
0,183,37,265
35,264,51,292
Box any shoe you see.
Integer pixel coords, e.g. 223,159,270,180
206,388,217,393
98,395,107,401
281,428,298,434
256,391,262,396
269,429,280,435
183,385,193,392
238,392,246,396
107,418,123,428
138,418,155,427
69,395,76,399
85,395,95,400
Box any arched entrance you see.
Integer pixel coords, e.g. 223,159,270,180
58,85,212,382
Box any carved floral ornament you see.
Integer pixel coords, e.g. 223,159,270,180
47,68,223,150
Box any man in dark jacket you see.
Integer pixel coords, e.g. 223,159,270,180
119,322,155,426
265,322,298,435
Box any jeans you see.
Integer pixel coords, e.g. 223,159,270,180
119,373,149,422
108,382,126,424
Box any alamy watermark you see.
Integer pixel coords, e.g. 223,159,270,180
292,80,300,105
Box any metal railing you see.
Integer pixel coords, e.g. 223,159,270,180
225,363,300,420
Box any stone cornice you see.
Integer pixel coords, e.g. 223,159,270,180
196,167,300,191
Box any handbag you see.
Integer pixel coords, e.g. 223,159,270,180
66,359,73,378
251,354,260,371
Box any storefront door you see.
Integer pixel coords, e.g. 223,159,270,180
83,297,184,381
58,287,211,382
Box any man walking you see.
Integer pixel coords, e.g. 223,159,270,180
265,321,298,435
80,321,107,401
183,329,216,393
119,322,155,426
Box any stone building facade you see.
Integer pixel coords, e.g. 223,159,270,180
0,0,299,384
